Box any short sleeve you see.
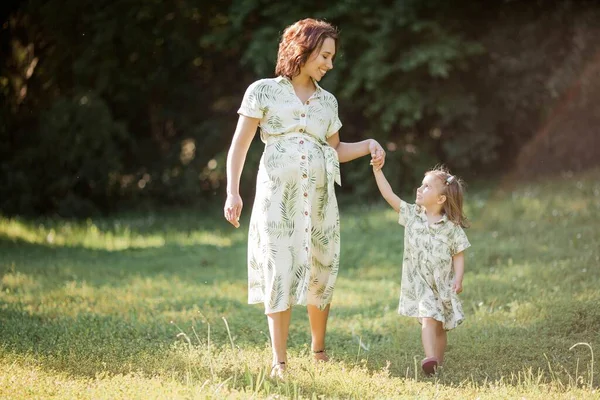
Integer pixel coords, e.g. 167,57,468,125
451,226,471,255
398,200,417,226
237,81,265,119
326,96,343,138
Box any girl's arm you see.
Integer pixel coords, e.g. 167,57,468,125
452,252,465,294
326,132,385,168
224,115,260,227
373,168,402,213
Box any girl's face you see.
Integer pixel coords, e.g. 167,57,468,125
300,37,335,82
416,174,446,208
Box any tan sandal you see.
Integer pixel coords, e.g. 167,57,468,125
313,349,329,362
270,361,286,380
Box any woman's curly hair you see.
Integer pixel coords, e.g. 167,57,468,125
275,18,339,79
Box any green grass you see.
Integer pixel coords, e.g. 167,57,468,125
1,169,599,399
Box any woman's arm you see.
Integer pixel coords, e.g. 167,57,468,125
372,168,401,213
224,115,260,227
326,132,385,167
452,252,465,294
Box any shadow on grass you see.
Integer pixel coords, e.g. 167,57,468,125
0,295,272,378
0,304,175,377
0,233,243,288
1,283,598,390
326,299,600,387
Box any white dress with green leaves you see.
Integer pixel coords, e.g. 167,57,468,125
398,200,471,330
238,76,342,314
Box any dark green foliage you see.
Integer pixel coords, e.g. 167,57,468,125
1,0,599,215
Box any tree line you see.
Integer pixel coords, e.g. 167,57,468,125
1,0,598,216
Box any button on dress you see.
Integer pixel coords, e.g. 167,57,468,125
398,200,471,330
237,76,343,314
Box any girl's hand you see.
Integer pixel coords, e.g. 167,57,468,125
368,139,386,170
452,279,463,294
224,193,243,228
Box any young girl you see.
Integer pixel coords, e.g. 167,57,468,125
372,165,471,376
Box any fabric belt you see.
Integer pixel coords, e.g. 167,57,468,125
265,133,341,188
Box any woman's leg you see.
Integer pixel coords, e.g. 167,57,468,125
307,304,330,361
267,308,292,367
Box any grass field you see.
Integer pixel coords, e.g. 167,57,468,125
1,169,599,399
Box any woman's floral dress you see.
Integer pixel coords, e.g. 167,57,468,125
238,76,342,314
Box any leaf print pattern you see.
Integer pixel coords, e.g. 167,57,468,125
280,181,298,224
288,246,297,275
240,77,342,314
249,255,260,272
269,274,285,311
328,252,340,277
266,246,278,272
314,282,327,297
267,114,284,131
266,221,295,239
322,95,342,137
311,256,330,273
310,226,330,255
321,284,335,304
397,200,471,330
261,196,271,215
316,186,328,221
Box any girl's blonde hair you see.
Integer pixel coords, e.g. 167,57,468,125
425,166,470,228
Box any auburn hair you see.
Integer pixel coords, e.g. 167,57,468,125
275,18,339,79
425,166,470,228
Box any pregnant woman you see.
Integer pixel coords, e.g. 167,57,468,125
224,18,385,379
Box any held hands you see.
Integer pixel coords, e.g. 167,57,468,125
452,279,463,294
224,193,243,228
368,139,386,171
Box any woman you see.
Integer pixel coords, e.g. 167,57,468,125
224,18,385,378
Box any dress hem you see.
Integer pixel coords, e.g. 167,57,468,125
398,311,464,331
249,299,332,315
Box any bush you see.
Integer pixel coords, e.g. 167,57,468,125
2,93,128,216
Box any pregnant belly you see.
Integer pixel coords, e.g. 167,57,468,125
260,139,326,187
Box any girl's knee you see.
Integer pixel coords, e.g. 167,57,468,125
422,318,442,329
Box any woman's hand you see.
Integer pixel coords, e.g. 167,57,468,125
368,139,386,170
224,193,243,228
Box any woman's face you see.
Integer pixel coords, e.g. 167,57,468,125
300,37,335,82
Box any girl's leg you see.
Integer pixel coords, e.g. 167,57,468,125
307,304,330,361
421,318,444,375
435,324,447,364
267,308,293,368
421,318,439,358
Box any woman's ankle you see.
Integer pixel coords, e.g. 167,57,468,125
270,361,287,379
312,349,329,362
